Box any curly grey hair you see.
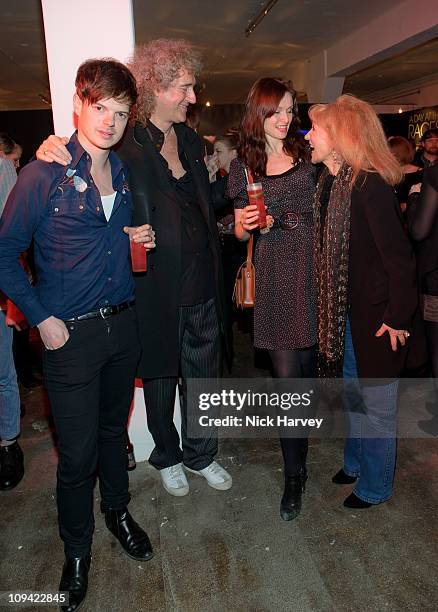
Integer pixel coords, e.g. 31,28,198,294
128,39,203,126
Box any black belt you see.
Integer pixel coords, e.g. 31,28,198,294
64,300,135,322
272,211,313,230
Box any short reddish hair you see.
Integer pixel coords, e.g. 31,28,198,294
75,58,137,107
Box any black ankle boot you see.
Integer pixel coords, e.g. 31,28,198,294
0,441,24,490
59,554,91,612
332,468,357,485
280,470,306,521
343,492,373,509
104,508,153,561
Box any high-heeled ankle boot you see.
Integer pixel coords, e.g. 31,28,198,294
280,469,306,521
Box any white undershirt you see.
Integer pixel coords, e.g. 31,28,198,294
101,192,117,221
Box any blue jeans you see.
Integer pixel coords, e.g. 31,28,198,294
0,309,20,440
342,319,398,504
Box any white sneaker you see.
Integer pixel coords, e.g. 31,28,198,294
185,461,232,491
159,463,189,496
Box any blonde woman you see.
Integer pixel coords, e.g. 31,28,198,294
388,136,422,211
306,95,417,508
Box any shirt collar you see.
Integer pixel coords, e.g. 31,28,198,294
145,120,165,152
422,155,437,168
65,132,126,191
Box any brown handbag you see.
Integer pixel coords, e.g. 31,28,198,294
233,234,255,309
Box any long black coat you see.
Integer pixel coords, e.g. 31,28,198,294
348,172,418,378
117,122,226,378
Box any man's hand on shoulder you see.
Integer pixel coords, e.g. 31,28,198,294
36,135,71,166
37,315,70,350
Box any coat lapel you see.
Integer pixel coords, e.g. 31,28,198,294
174,124,212,227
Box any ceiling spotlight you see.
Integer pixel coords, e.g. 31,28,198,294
205,101,211,107
398,107,403,114
245,0,279,37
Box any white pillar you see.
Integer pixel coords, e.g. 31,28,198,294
40,0,179,462
41,0,135,134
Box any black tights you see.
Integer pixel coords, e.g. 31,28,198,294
269,347,315,379
268,347,316,476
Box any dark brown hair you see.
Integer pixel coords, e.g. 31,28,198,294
421,128,438,141
75,58,138,107
238,77,308,177
0,132,17,155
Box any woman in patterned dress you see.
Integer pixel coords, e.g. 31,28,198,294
227,78,316,521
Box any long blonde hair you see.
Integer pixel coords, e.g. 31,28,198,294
309,94,403,186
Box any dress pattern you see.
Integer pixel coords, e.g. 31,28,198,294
227,157,316,350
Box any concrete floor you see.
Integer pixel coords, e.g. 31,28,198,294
1,327,438,612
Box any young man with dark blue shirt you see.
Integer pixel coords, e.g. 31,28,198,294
0,59,155,612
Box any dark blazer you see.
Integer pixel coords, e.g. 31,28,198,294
348,172,417,378
117,122,226,378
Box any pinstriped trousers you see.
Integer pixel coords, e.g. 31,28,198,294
142,298,221,471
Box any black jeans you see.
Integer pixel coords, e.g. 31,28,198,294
142,298,221,471
43,307,140,558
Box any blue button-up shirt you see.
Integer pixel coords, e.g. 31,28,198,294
0,133,135,326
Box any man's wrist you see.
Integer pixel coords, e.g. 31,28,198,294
36,315,53,329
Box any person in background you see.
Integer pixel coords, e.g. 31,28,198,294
185,103,202,133
413,128,438,169
227,78,316,521
0,133,42,389
211,132,246,364
0,59,156,611
0,133,24,491
388,136,422,213
409,164,438,434
306,94,417,509
0,132,22,172
214,133,238,177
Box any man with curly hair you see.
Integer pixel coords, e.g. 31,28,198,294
38,40,232,498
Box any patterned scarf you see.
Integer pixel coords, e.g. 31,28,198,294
313,163,354,377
